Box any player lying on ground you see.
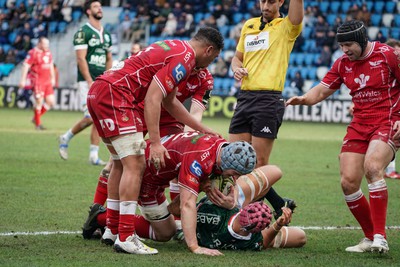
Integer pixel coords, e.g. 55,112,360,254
82,131,257,256
169,165,306,251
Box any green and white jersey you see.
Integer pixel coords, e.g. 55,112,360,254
73,22,112,81
196,197,263,251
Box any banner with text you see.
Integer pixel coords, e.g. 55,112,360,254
1,85,352,123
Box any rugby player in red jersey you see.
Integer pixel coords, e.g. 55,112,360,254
87,27,223,255
19,37,55,130
287,20,400,253
83,132,256,256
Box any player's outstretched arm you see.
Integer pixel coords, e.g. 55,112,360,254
180,187,223,256
286,83,335,106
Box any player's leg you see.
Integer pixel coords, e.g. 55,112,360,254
384,160,400,179
138,197,177,242
235,165,282,208
340,151,374,253
32,86,45,129
92,156,113,206
250,136,290,216
364,139,392,253
110,134,157,254
263,225,306,249
89,123,105,165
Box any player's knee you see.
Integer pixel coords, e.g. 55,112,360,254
154,223,176,242
340,177,359,194
111,134,146,159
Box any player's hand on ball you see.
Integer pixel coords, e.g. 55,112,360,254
208,186,236,210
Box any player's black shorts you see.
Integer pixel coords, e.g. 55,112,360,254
229,90,285,139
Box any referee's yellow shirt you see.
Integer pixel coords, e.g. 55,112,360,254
237,16,302,91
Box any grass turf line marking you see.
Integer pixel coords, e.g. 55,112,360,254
2,226,400,236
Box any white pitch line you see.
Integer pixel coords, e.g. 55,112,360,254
1,226,400,236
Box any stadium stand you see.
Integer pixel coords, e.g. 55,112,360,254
1,0,399,99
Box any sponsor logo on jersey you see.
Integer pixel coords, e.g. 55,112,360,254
368,60,383,68
155,41,171,51
200,151,210,161
198,70,206,79
197,213,221,225
89,35,101,46
345,66,352,73
186,82,198,91
104,34,110,43
172,63,187,83
75,31,85,44
165,75,175,89
190,160,203,177
244,32,269,52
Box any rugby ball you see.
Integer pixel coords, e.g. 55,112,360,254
210,174,235,195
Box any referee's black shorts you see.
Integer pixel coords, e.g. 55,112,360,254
229,90,285,139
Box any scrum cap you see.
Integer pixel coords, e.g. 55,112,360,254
337,20,368,54
220,141,256,174
239,201,272,233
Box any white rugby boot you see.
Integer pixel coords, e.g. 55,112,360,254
58,136,68,160
345,238,373,253
370,234,389,253
114,234,158,255
101,227,117,246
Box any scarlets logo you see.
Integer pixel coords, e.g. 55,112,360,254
354,74,370,89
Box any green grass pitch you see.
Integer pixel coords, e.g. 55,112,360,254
0,108,399,266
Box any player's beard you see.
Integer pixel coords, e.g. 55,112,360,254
93,12,103,20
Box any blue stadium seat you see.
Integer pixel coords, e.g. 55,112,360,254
0,63,15,76
49,21,58,34
329,2,340,13
194,12,204,24
307,67,317,80
340,2,352,13
8,31,17,44
379,27,389,39
57,21,67,33
225,38,237,50
302,26,313,39
394,15,400,27
373,1,385,13
319,2,329,13
391,28,400,40
218,26,230,38
72,10,82,21
370,14,382,27
289,53,297,65
365,1,373,12
304,53,315,66
2,44,11,53
213,77,223,90
233,13,244,24
288,67,299,80
326,14,337,26
385,1,396,13
129,11,137,20
295,53,305,66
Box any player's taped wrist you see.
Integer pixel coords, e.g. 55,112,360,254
272,222,282,232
